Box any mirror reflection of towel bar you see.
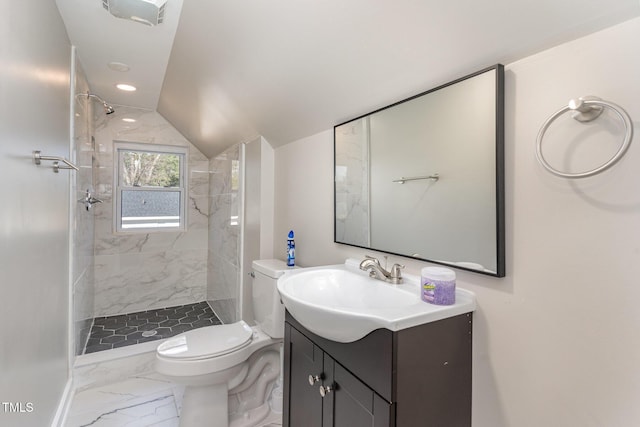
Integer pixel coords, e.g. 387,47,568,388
392,174,440,184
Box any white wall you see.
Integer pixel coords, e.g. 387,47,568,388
259,137,275,260
274,18,640,427
0,1,72,425
241,136,276,323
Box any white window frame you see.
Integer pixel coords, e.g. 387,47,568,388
114,141,188,233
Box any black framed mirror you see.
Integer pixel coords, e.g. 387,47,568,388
334,64,505,277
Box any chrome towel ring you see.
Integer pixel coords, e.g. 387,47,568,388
535,96,633,179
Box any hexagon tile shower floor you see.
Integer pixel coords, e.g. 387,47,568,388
84,301,222,354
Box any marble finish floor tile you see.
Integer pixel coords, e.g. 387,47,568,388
256,412,283,426
66,376,282,427
65,377,180,427
85,301,222,354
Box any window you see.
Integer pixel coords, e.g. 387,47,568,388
114,142,187,232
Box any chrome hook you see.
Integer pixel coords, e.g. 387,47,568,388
33,150,79,173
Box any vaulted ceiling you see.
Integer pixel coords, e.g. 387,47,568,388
57,0,640,158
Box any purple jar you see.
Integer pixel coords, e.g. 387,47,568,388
421,267,456,306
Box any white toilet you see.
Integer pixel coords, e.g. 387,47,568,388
155,259,292,427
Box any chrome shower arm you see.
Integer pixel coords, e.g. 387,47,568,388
78,92,115,114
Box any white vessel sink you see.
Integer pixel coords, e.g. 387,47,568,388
276,260,476,343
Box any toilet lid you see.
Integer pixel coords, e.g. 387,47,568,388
157,321,253,360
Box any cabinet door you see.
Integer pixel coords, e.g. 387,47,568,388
285,325,324,427
323,356,394,427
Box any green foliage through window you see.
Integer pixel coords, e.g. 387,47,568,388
120,151,180,187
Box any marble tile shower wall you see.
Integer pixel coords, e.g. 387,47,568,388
92,107,209,317
207,144,241,324
72,61,95,355
335,118,370,247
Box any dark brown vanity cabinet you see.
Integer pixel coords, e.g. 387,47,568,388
283,311,472,427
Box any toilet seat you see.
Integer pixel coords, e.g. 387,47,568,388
157,321,253,361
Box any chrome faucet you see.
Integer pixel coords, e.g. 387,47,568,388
359,255,404,284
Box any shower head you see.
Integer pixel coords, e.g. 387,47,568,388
103,102,115,115
80,92,116,115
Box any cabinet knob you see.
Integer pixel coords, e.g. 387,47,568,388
308,374,322,386
319,385,333,397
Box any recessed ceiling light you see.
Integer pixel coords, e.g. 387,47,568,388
108,62,131,72
116,83,137,92
122,118,137,123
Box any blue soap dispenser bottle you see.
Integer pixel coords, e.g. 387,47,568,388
287,230,295,267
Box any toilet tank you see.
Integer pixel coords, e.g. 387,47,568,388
251,259,296,338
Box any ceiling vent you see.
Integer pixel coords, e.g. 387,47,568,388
102,0,167,26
